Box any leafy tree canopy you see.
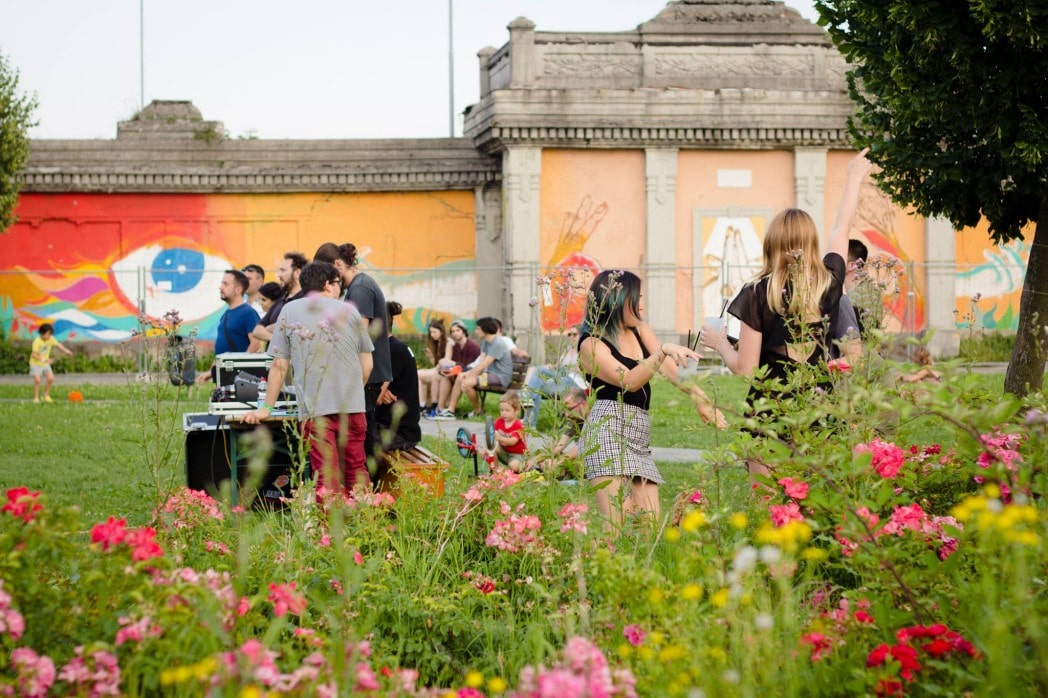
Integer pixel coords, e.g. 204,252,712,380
816,0,1048,244
0,51,38,232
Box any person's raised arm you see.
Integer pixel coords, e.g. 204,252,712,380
826,148,873,262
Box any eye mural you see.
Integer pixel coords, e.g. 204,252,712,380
1,193,236,342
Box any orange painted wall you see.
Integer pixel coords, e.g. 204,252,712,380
538,149,645,331
955,221,1034,331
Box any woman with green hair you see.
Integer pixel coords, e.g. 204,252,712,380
578,270,721,526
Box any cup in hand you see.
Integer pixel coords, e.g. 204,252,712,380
704,316,725,332
678,357,700,381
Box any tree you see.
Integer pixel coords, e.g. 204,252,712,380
816,0,1048,396
0,50,37,233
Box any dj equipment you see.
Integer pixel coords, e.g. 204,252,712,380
182,412,302,506
208,353,298,417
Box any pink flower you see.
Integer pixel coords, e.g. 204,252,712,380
237,597,251,616
777,477,810,501
57,647,120,697
268,582,306,617
115,615,161,646
855,439,906,479
124,526,164,561
2,487,44,522
319,534,331,547
769,501,804,527
828,358,852,374
354,662,379,691
353,550,364,565
557,502,589,534
687,490,704,504
10,647,55,697
623,624,646,646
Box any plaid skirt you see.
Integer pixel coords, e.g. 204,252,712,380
581,399,664,484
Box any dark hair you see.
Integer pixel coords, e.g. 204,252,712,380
299,261,340,293
582,270,642,346
241,263,265,279
284,252,308,271
426,318,447,359
386,301,403,327
313,242,359,268
258,281,283,301
225,269,250,294
477,317,500,335
38,323,54,336
848,239,869,265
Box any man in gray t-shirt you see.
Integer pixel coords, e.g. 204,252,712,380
243,262,375,494
444,317,514,417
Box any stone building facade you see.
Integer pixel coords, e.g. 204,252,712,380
3,0,1031,357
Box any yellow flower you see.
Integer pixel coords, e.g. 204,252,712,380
193,657,218,680
649,630,666,645
711,588,730,608
729,512,748,529
238,687,262,698
681,583,703,600
664,527,681,543
160,666,191,686
617,643,634,658
488,676,508,693
1004,530,1040,546
638,646,655,661
707,647,727,663
984,483,1001,499
802,547,829,561
681,510,707,532
465,670,484,688
739,592,753,607
659,644,688,662
648,588,665,604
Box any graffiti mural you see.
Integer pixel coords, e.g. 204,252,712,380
0,191,478,342
955,224,1033,331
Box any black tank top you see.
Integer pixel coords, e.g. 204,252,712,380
579,329,651,411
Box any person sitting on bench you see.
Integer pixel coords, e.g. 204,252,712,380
440,317,513,420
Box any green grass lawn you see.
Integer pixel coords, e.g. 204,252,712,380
0,371,1007,525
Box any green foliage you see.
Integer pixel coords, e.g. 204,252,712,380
0,51,37,233
817,0,1048,242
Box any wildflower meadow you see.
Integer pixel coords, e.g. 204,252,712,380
1,338,1046,696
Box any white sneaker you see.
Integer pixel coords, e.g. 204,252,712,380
434,409,456,421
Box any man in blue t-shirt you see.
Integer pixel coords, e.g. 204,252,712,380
197,269,259,385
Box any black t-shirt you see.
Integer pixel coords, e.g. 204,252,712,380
579,328,651,411
345,272,392,384
729,252,845,399
375,336,421,449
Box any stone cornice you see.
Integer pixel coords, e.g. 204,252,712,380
22,137,501,194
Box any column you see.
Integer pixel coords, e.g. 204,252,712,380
645,148,678,339
793,147,827,242
924,216,960,357
502,146,542,354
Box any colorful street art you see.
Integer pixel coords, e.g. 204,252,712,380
955,221,1034,332
0,191,477,342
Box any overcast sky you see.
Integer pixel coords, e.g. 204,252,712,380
1,0,818,141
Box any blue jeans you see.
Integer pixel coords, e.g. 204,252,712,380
524,366,582,427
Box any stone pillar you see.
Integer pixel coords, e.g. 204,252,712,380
502,146,542,351
508,17,537,88
477,46,495,98
645,148,678,339
474,182,504,321
924,216,960,357
793,147,827,242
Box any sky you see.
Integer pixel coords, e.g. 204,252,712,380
0,0,818,141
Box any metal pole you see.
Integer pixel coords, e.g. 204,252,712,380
448,0,455,136
139,0,145,108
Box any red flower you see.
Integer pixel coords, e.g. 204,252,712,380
801,633,833,661
867,643,921,681
896,623,947,643
90,516,127,551
854,439,906,479
769,501,804,527
828,358,852,374
475,580,495,594
922,638,953,656
2,487,43,522
874,678,904,696
854,610,875,624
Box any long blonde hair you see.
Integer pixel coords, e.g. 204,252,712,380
758,208,832,320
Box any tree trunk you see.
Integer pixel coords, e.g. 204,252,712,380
1004,190,1048,397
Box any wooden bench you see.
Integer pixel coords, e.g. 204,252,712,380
376,445,448,498
476,356,531,411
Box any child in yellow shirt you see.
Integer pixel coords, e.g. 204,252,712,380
29,323,74,403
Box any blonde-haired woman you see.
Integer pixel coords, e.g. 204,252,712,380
700,149,873,475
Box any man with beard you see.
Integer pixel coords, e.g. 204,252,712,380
251,252,307,346
313,242,391,477
196,269,258,384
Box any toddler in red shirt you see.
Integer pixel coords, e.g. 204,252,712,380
493,391,528,472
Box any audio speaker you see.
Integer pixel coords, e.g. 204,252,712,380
184,423,303,505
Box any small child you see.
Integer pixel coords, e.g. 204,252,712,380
492,391,528,472
29,323,74,403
